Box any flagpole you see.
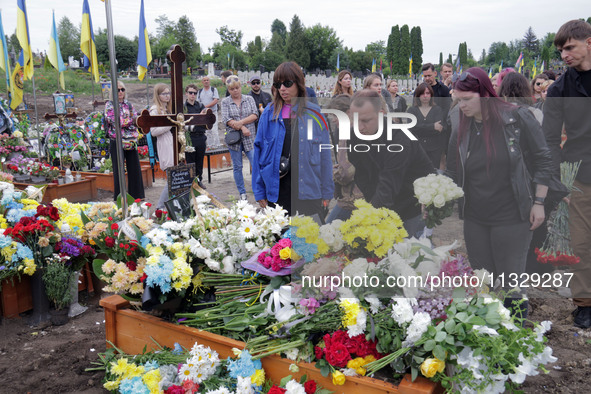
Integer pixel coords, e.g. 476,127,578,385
146,72,149,107
31,69,41,157
104,0,128,216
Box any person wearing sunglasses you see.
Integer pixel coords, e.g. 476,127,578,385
248,75,272,127
184,83,208,189
531,74,549,103
252,61,334,218
542,19,591,329
104,81,144,201
447,67,552,319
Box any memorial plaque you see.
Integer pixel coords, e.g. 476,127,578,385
166,163,196,198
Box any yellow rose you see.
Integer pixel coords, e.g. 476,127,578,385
279,247,291,260
332,370,346,385
420,357,445,378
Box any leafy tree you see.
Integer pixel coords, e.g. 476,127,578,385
447,53,453,65
439,52,443,67
246,36,263,58
212,42,246,70
9,32,20,59
286,15,309,69
329,48,350,71
349,49,373,73
410,26,423,74
479,48,487,64
268,32,286,56
216,25,243,48
155,15,174,38
541,46,551,67
57,16,81,62
271,19,287,41
386,25,400,66
175,16,200,65
487,41,510,65
251,51,285,72
94,31,137,70
305,24,341,70
457,42,468,67
523,26,539,54
398,25,411,75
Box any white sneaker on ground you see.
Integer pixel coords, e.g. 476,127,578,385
240,194,248,201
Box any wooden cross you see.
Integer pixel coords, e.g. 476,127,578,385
43,111,77,129
136,45,215,166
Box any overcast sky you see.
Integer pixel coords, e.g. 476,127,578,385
1,0,587,65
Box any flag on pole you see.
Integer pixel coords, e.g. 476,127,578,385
532,58,537,79
0,10,12,94
136,0,152,81
10,52,24,110
488,67,492,79
454,55,461,73
515,52,523,69
371,59,376,73
540,60,545,73
48,11,66,90
80,0,99,82
499,60,503,73
336,53,340,72
408,54,413,77
16,0,34,81
519,57,524,74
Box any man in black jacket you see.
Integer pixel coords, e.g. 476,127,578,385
248,75,272,129
347,89,433,238
423,63,452,170
184,83,208,189
543,19,591,329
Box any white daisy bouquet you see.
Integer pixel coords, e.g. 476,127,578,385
413,174,464,228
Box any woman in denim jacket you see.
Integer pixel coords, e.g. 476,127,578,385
252,62,334,218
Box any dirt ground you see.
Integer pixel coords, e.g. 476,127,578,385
1,83,589,393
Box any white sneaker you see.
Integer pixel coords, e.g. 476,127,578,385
240,194,248,201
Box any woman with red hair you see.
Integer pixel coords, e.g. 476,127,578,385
447,67,553,317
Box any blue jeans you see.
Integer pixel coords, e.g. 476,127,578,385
229,144,254,195
326,205,353,223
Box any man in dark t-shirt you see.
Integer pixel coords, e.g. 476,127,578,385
248,75,272,129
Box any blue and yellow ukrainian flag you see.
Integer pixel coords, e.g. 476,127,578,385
16,0,34,81
532,58,537,79
540,60,545,73
48,11,66,90
336,53,340,72
137,0,152,81
0,10,12,93
498,60,503,73
408,54,412,77
371,59,376,73
80,0,99,82
10,52,24,110
488,67,493,79
515,52,524,70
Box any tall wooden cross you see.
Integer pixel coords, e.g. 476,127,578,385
136,45,215,166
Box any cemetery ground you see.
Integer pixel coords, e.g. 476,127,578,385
0,83,590,393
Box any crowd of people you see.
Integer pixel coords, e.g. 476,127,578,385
104,19,590,330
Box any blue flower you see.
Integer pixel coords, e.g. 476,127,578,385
119,377,149,394
143,360,159,371
0,235,12,248
226,350,262,378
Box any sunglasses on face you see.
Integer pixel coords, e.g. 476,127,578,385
251,81,261,85
118,88,125,92
535,82,543,86
458,71,477,82
273,80,295,89
187,91,197,95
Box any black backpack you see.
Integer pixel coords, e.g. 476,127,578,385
197,86,216,102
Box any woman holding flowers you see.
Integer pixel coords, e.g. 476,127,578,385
447,67,552,315
104,81,144,201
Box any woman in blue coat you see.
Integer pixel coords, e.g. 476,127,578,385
252,62,334,218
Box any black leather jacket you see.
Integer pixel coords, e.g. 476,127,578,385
447,105,553,221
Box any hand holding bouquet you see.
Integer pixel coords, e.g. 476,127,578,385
413,174,464,229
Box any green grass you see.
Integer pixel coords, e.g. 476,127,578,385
0,68,243,98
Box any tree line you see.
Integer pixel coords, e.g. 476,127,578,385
4,15,591,76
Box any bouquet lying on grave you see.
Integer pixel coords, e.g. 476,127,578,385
89,339,333,394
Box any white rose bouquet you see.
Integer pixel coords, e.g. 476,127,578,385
413,174,464,229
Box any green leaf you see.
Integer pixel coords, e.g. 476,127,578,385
80,210,91,225
468,316,487,326
269,276,284,289
445,335,455,345
433,345,446,361
316,389,334,394
445,319,456,334
320,365,330,377
116,193,136,210
434,331,447,342
279,375,292,387
411,366,419,381
485,308,502,325
455,312,468,322
92,258,106,279
299,374,307,384
423,339,436,351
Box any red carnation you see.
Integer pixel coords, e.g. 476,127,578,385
126,261,137,271
304,380,317,394
111,223,119,230
324,342,351,368
140,273,147,282
164,385,184,394
105,237,115,247
135,198,141,203
314,346,324,360
267,386,287,394
155,209,163,219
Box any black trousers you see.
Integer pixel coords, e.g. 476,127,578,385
186,133,207,181
109,139,145,200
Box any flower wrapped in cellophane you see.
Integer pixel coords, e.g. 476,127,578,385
413,174,464,228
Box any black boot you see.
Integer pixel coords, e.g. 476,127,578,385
573,306,591,329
